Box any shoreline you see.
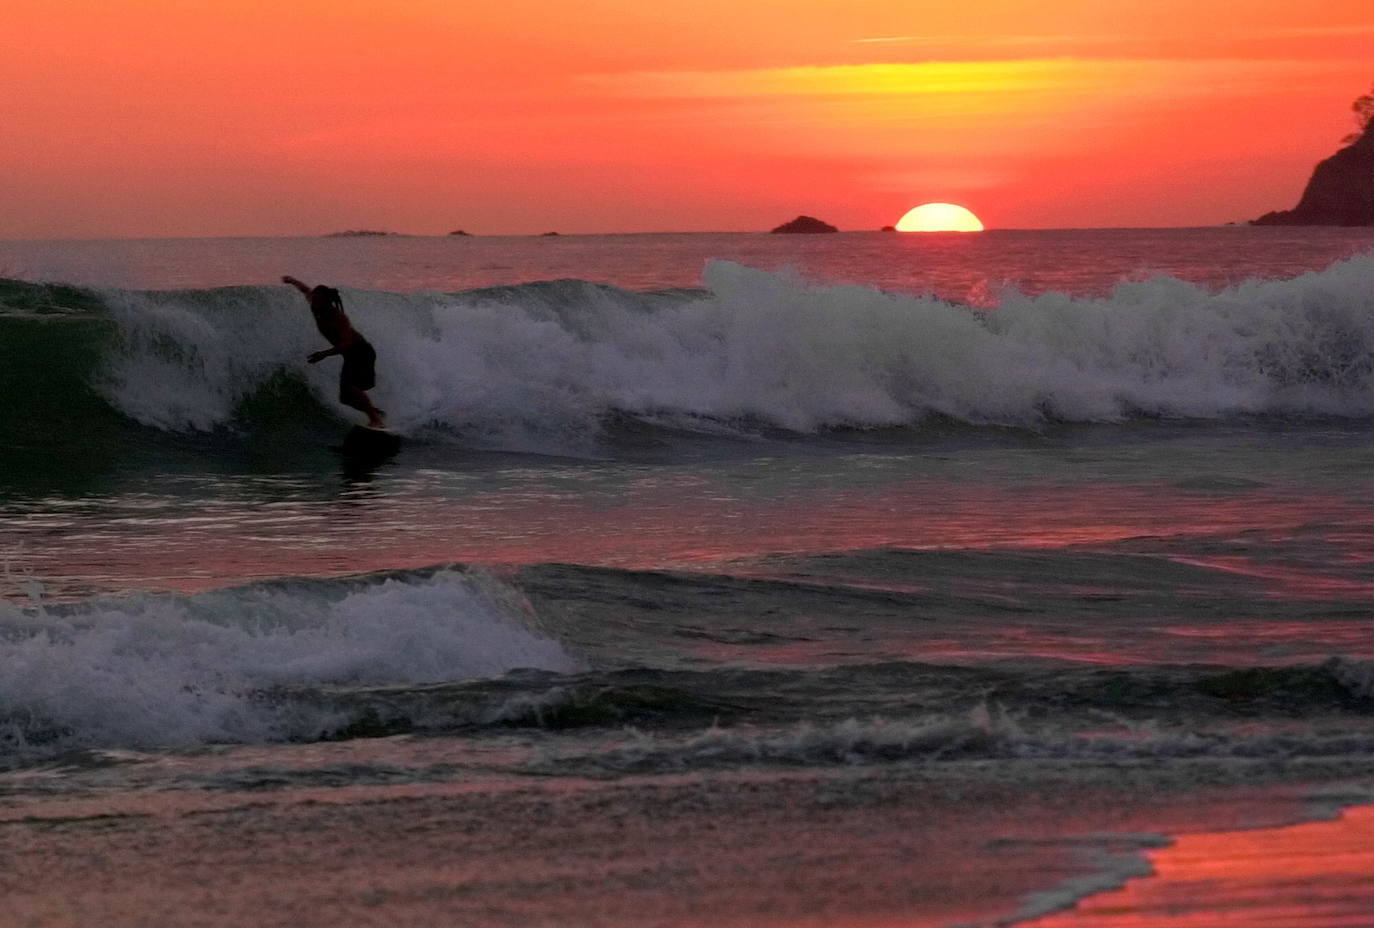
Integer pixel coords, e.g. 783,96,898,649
1019,795,1374,926
4,738,1372,927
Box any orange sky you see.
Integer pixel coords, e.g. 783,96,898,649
3,0,1372,237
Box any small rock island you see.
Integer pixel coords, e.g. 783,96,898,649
770,215,839,234
1253,85,1374,226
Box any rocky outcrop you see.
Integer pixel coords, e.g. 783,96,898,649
770,215,839,233
1253,127,1374,226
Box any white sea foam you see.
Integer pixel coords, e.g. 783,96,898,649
529,707,1374,775
100,286,315,431
98,256,1374,441
0,569,580,754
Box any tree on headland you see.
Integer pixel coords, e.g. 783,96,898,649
1252,79,1374,226
1343,83,1374,144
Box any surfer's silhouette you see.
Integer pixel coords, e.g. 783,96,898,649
282,276,386,428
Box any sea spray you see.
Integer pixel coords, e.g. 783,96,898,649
13,256,1374,449
99,285,317,431
0,568,580,757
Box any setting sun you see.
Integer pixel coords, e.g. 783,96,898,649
896,203,985,232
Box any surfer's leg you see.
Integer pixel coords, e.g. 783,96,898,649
340,385,386,428
338,343,383,427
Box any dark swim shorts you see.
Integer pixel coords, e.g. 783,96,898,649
340,339,377,391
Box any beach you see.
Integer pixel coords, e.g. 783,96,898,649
4,228,1374,925
5,748,1372,926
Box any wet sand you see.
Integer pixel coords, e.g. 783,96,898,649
3,740,1369,927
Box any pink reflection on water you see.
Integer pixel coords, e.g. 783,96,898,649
1024,805,1374,927
4,471,1369,672
685,626,1179,669
11,480,1371,599
1163,620,1374,648
1168,556,1374,599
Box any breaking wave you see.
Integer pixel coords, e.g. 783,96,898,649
7,255,1374,452
0,568,580,759
525,689,1374,777
2,546,1370,769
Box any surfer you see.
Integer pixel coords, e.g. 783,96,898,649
282,276,386,428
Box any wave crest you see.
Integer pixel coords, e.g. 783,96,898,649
0,569,580,758
14,256,1374,447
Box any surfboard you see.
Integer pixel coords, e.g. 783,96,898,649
339,425,402,459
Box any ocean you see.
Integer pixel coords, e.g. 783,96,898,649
4,227,1374,926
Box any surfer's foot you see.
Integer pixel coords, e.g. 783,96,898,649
367,409,386,429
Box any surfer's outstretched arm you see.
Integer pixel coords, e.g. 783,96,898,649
282,275,312,295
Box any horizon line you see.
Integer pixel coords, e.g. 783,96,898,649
0,223,1278,243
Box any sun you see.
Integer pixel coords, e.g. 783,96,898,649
895,203,984,232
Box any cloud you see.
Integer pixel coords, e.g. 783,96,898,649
852,34,1137,48
868,167,1015,193
852,25,1374,48
1245,24,1374,39
574,57,1369,171
591,58,1362,102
